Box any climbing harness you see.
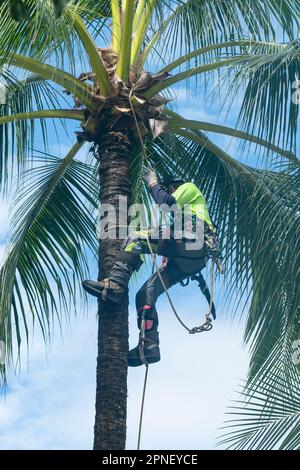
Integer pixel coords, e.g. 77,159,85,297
144,234,217,335
180,262,216,334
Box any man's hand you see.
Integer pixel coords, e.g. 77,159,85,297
144,167,159,188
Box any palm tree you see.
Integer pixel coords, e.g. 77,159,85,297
0,0,299,450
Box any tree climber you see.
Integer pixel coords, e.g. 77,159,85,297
83,168,219,367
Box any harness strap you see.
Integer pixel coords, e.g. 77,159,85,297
138,310,149,366
191,272,216,320
180,271,216,320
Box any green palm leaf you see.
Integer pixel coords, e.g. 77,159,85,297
0,1,110,74
0,71,75,191
219,370,300,449
233,42,300,153
222,41,300,153
167,114,297,161
145,0,300,68
0,142,98,374
0,0,298,449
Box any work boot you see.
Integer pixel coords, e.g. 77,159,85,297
82,252,143,304
82,278,125,303
128,329,161,367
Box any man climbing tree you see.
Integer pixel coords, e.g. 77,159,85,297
83,167,219,366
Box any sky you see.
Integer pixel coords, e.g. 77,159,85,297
0,282,248,450
0,56,251,449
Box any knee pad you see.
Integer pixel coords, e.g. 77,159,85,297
135,283,148,310
116,251,143,271
137,305,158,330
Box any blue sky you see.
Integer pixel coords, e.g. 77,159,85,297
0,81,250,450
0,274,249,450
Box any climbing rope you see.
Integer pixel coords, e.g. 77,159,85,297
189,258,215,334
136,310,149,451
137,364,149,451
129,87,148,162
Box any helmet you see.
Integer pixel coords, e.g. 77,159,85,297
160,175,185,187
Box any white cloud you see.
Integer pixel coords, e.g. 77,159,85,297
0,312,98,450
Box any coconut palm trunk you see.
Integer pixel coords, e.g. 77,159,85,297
94,131,132,450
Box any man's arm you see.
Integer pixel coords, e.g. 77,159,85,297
144,167,177,209
150,184,176,207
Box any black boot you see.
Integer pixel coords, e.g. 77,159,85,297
128,329,161,367
128,306,161,367
82,252,142,303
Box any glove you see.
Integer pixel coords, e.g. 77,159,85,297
144,167,158,187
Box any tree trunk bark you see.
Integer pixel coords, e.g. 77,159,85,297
93,131,132,450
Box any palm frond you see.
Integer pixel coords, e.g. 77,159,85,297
0,1,110,74
5,53,95,109
221,40,300,153
116,0,135,81
69,9,112,95
167,115,297,161
243,164,300,386
219,370,300,449
0,70,75,192
145,0,300,69
0,142,98,378
131,0,155,66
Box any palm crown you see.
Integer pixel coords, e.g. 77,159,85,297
0,0,299,449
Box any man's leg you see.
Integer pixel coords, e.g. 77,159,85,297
82,230,159,303
128,260,191,367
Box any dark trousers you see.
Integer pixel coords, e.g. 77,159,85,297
135,259,199,312
122,230,207,313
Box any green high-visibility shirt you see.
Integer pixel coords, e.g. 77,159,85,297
172,182,213,230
